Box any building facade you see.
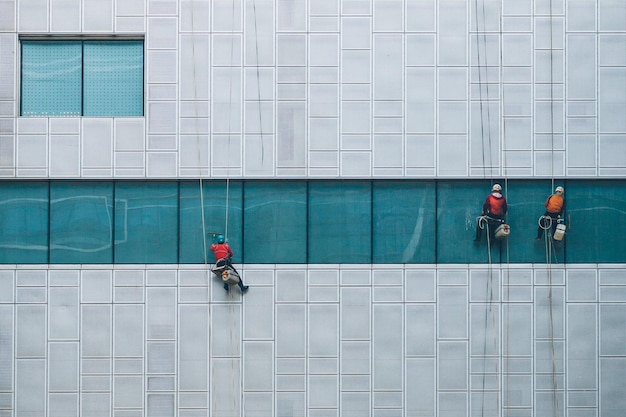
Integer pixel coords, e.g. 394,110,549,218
1,0,625,416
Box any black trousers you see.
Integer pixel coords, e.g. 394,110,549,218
221,257,246,291
475,214,504,242
537,212,560,239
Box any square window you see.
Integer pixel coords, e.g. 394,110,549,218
21,39,144,117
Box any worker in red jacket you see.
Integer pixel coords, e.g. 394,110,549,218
474,183,508,242
210,234,248,293
536,186,565,240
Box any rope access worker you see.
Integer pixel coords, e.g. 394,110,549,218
535,186,565,240
210,234,249,293
474,183,508,243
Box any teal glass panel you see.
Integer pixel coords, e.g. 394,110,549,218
83,41,144,116
437,181,506,263
179,181,243,264
309,181,371,263
50,182,113,264
114,182,178,264
244,182,307,263
0,182,48,263
507,181,564,263
21,41,82,117
567,181,626,263
373,181,436,263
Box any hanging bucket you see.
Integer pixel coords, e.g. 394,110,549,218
222,270,240,285
494,224,510,239
553,223,566,241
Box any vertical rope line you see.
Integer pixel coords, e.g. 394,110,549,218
504,236,511,417
474,0,488,178
543,226,560,417
481,0,495,179
474,0,495,180
223,2,237,416
224,0,237,242
189,2,214,415
225,177,230,239
547,0,560,415
498,0,511,415
549,0,555,191
252,0,265,165
481,221,493,417
189,0,209,267
498,1,511,414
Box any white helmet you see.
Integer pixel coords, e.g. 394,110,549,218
555,186,564,194
492,184,502,192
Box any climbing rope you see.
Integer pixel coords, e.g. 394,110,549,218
496,0,513,412
474,0,503,412
480,215,505,417
545,0,561,413
251,0,265,165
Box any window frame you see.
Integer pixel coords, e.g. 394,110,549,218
19,35,146,118
1,179,625,265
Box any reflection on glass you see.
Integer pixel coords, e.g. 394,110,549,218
0,182,49,263
244,182,307,263
83,41,144,116
437,181,501,264
373,181,436,263
179,181,242,264
50,182,113,263
0,180,624,264
309,181,371,263
21,41,82,117
567,181,626,263
114,182,178,264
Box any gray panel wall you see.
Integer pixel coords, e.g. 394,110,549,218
1,0,626,178
0,264,623,416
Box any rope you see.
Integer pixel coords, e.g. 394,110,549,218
546,0,560,414
477,214,503,417
479,219,491,417
225,178,230,240
188,0,209,269
226,2,239,415
251,0,265,165
503,233,511,417
497,1,511,412
549,0,555,191
223,0,237,243
474,0,494,180
188,1,215,414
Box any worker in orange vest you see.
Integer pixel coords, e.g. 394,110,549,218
536,186,565,240
474,183,508,243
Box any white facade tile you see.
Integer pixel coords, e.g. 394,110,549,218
340,134,370,151
0,0,16,31
50,135,80,176
50,0,81,32
82,119,112,169
534,151,565,177
83,0,113,31
0,134,15,169
147,152,177,177
147,50,178,83
17,0,48,31
340,152,371,177
115,16,145,32
599,135,626,167
148,0,177,15
438,135,467,176
115,0,144,16
17,134,47,169
114,119,145,151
